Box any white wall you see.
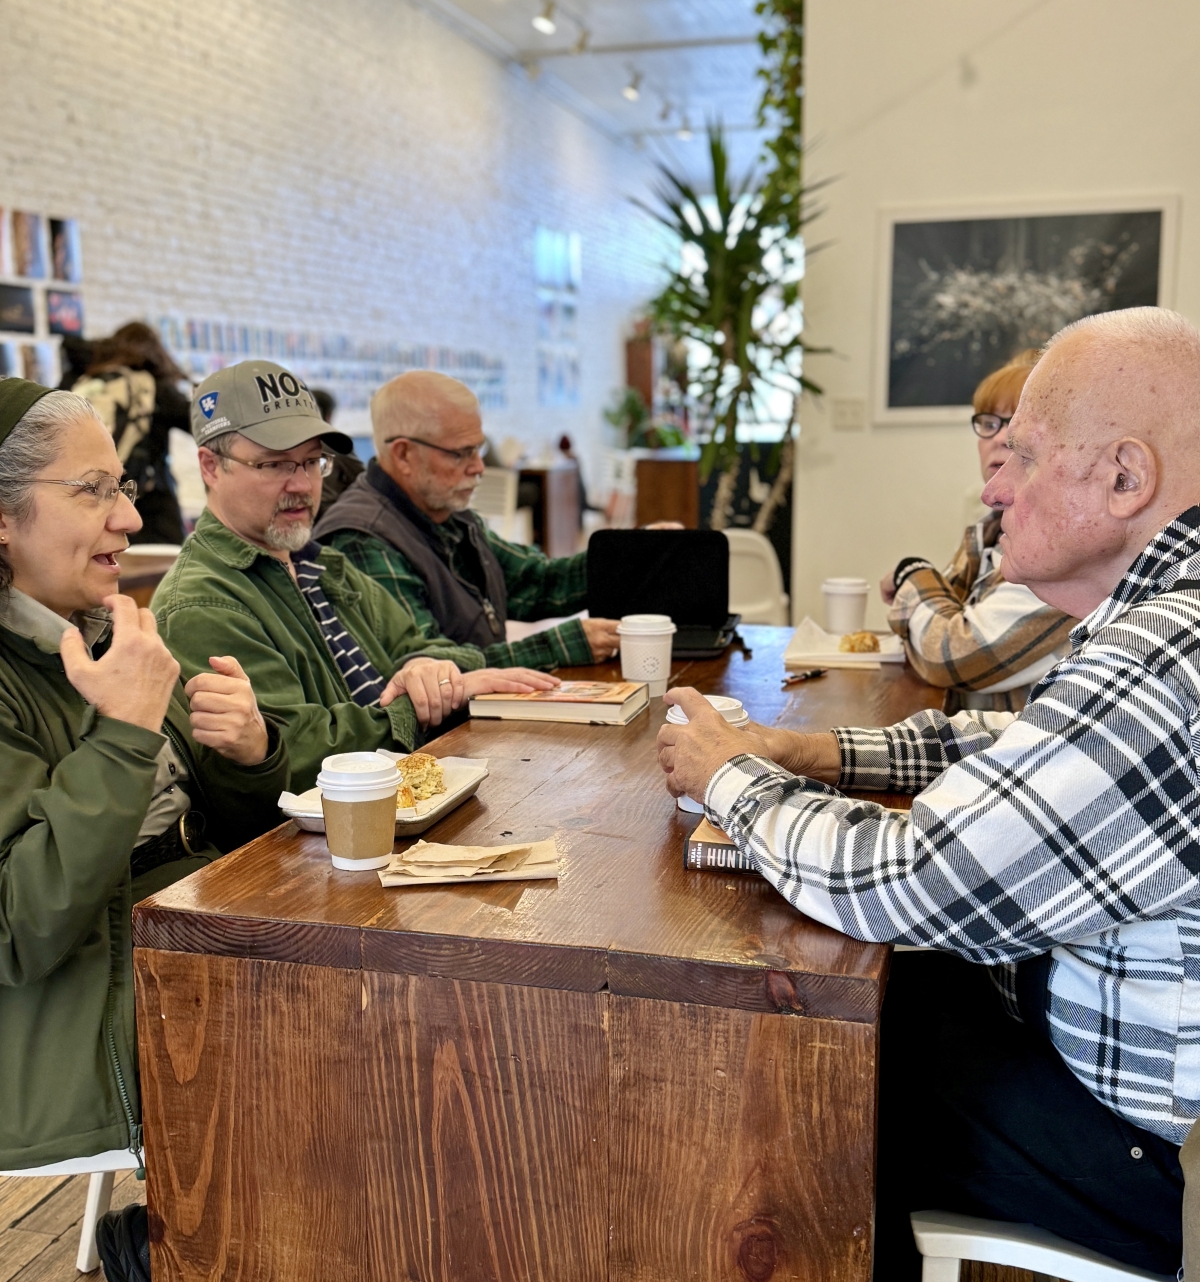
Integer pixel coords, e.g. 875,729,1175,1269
0,0,665,491
796,0,1200,627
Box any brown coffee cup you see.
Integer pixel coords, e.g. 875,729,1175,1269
316,753,401,871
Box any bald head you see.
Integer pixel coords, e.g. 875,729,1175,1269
981,308,1200,617
371,372,486,522
371,371,481,456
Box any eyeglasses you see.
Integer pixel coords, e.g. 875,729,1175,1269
971,413,1013,439
33,477,138,504
384,436,485,466
223,454,334,479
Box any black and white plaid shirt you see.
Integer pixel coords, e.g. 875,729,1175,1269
707,507,1200,1144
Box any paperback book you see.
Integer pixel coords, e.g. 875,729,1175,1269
468,679,649,725
684,818,756,875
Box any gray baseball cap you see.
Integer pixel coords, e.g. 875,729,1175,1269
190,361,353,454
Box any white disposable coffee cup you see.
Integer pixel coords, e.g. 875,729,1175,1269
618,613,677,698
666,695,750,813
316,752,400,871
822,577,870,635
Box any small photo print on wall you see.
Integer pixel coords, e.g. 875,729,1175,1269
11,212,48,279
20,342,59,387
0,284,37,334
47,290,84,337
0,342,19,377
49,219,82,283
878,201,1171,421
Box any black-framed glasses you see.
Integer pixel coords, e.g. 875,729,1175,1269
384,435,485,466
32,477,138,505
971,413,1013,439
224,454,334,479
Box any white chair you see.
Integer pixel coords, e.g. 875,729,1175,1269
1,1148,141,1272
724,528,790,625
911,1210,1176,1282
470,467,533,544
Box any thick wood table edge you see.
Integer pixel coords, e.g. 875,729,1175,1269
132,910,889,1024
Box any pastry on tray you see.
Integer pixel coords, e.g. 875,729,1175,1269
398,752,446,803
838,630,881,654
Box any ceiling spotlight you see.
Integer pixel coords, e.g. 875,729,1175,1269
659,98,673,122
532,2,556,35
572,27,591,54
676,114,693,141
622,70,643,102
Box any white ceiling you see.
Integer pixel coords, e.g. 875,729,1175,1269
426,0,772,191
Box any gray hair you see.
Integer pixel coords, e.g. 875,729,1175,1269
0,388,103,595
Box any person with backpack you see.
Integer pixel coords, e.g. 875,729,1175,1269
72,322,192,544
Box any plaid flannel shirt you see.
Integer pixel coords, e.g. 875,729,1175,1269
327,527,593,671
706,506,1200,1143
888,512,1074,712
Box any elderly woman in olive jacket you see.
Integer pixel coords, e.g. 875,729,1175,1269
0,378,288,1173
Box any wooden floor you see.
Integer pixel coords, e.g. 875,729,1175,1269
0,1172,144,1282
0,1167,1048,1282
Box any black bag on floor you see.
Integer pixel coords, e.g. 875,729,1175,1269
96,1203,151,1282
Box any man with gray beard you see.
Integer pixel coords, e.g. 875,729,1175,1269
151,361,556,790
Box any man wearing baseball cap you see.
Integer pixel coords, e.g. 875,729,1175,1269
151,360,556,789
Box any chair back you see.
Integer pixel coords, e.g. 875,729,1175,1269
725,529,790,625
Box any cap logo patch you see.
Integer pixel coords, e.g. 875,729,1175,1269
199,392,218,420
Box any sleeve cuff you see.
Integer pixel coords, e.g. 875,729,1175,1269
385,697,419,751
555,618,594,666
833,726,893,791
892,557,936,592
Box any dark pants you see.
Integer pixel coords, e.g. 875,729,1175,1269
873,951,1184,1279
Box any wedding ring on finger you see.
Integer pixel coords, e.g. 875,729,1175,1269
438,678,452,686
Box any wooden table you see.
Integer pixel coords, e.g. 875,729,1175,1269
133,628,942,1282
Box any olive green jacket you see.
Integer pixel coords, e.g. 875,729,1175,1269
151,509,483,792
0,615,288,1170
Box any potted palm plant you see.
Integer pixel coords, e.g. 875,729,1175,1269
635,0,815,582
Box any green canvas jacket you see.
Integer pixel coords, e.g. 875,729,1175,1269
0,607,288,1170
151,509,483,792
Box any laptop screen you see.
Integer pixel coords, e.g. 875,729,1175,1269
586,529,730,627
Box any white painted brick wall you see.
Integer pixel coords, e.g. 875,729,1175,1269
0,0,670,489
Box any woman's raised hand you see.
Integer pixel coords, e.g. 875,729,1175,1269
184,655,270,765
60,594,180,734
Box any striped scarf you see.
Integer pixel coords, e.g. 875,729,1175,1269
293,543,386,707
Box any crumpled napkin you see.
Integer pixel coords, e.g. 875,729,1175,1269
378,838,559,887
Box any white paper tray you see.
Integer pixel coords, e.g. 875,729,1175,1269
784,617,905,670
279,754,489,836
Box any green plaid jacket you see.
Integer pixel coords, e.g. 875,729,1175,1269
326,525,593,671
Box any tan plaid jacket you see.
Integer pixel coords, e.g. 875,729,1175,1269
888,512,1074,712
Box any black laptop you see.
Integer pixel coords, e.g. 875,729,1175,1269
586,529,741,658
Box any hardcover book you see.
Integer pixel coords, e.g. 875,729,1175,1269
684,818,756,874
468,679,649,725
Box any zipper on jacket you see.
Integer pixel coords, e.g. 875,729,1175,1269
104,968,145,1178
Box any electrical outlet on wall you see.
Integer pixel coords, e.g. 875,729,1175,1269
831,398,867,431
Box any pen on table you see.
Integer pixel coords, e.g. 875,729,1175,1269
781,668,827,687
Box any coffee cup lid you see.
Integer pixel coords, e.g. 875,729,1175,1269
618,613,677,635
665,694,749,726
317,751,400,791
821,577,870,593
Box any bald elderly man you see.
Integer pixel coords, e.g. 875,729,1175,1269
315,371,620,670
659,308,1200,1277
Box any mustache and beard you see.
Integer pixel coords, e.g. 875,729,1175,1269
263,494,316,552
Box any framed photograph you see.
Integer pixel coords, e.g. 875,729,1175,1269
49,217,82,283
0,283,37,334
47,289,84,336
873,195,1179,424
11,211,47,279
